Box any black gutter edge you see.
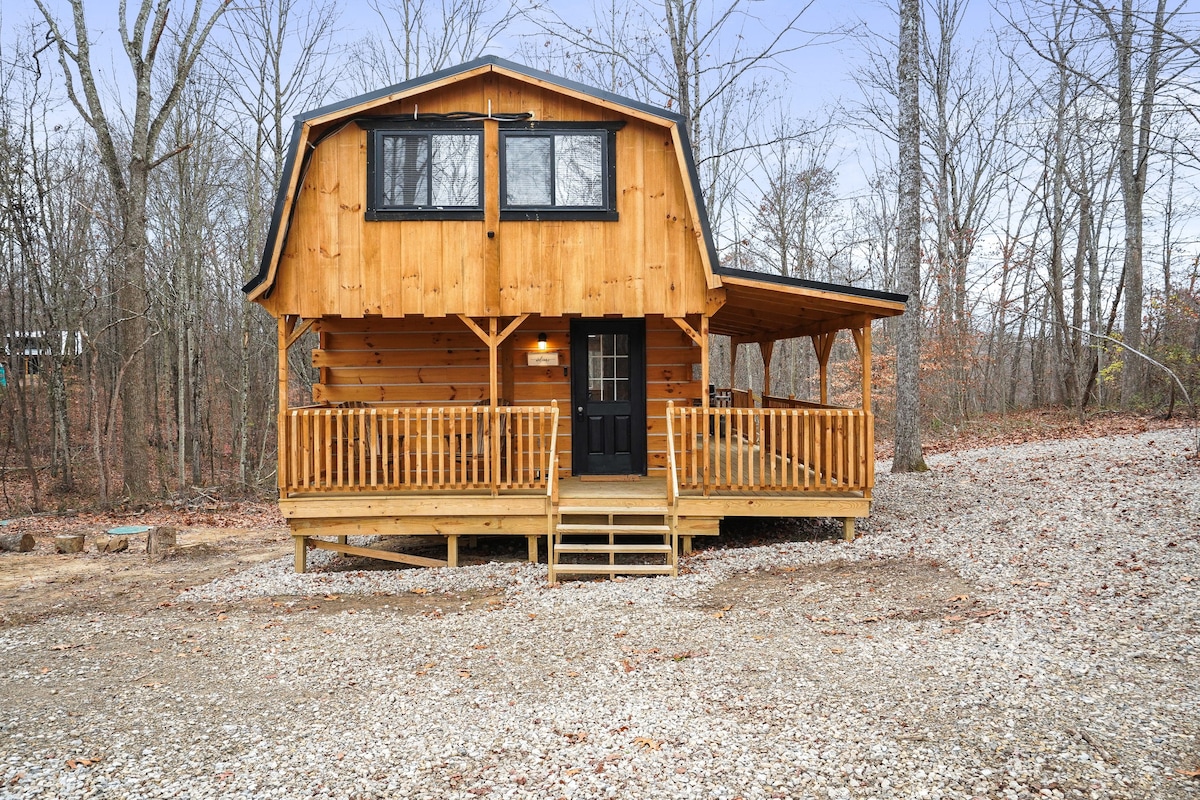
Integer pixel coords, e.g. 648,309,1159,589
713,266,909,305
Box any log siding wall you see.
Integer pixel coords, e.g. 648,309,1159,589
311,316,700,477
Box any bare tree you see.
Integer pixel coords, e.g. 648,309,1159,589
1006,0,1200,404
529,0,822,242
892,0,927,472
212,0,338,486
350,0,523,90
35,0,231,502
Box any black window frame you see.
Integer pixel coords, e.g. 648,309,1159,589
499,121,623,221
361,119,485,220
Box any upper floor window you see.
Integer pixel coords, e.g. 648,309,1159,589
500,125,619,220
365,126,483,219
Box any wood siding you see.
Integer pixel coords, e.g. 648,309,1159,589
262,73,710,319
310,315,700,476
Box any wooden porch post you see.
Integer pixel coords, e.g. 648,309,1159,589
851,325,873,413
758,340,775,399
277,316,293,493
812,333,835,405
489,317,500,496
670,316,710,492
851,324,874,504
730,338,739,388
701,316,710,494
458,314,529,497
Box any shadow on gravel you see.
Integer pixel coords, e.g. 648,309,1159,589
695,516,846,553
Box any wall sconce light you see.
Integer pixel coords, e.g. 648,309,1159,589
537,333,548,351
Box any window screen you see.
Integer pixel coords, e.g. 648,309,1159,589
376,130,481,210
502,131,609,210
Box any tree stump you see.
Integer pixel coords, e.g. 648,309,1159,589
0,533,34,553
147,527,177,561
55,534,85,554
94,535,129,554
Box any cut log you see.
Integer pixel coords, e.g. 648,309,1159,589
55,534,85,554
146,527,177,559
94,535,129,554
163,542,220,559
0,533,34,552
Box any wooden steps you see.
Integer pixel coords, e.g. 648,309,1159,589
549,505,677,581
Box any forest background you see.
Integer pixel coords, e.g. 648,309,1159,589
0,0,1197,511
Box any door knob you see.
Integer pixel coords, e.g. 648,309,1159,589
577,406,583,413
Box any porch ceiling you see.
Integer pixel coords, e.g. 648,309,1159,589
710,270,907,342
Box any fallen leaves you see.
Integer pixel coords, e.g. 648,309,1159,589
633,737,662,750
64,756,103,770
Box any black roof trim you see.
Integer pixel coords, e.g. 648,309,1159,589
243,56,719,297
243,120,304,295
714,266,909,305
296,56,687,126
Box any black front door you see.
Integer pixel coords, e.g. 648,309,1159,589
570,319,647,475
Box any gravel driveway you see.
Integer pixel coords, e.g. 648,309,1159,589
1,428,1197,799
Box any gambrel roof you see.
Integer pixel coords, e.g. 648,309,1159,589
245,56,906,338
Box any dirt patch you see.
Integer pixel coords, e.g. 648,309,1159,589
0,524,530,628
0,527,290,627
703,557,998,628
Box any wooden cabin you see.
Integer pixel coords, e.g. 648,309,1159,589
244,57,907,578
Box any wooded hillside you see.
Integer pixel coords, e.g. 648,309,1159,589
1,0,1196,512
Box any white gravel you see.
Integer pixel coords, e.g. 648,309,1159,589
1,428,1197,799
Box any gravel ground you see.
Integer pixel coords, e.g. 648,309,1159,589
1,428,1197,799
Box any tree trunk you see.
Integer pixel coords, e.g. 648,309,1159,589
893,0,927,473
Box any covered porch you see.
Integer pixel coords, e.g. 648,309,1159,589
272,268,905,575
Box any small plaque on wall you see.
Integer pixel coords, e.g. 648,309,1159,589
527,352,560,366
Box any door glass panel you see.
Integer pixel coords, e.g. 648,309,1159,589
586,333,630,401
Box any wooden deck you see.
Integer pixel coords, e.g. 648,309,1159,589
280,402,873,574
283,474,868,573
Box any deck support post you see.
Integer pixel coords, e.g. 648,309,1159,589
447,534,459,567
843,517,855,542
294,535,307,573
527,534,539,563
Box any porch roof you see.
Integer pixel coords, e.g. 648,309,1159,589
709,268,908,342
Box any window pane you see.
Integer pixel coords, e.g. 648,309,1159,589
506,137,552,206
381,134,428,206
614,378,630,401
431,134,479,206
555,134,603,207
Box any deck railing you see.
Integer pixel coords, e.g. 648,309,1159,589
281,403,559,494
668,402,873,493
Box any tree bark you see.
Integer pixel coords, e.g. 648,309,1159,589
892,0,928,473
